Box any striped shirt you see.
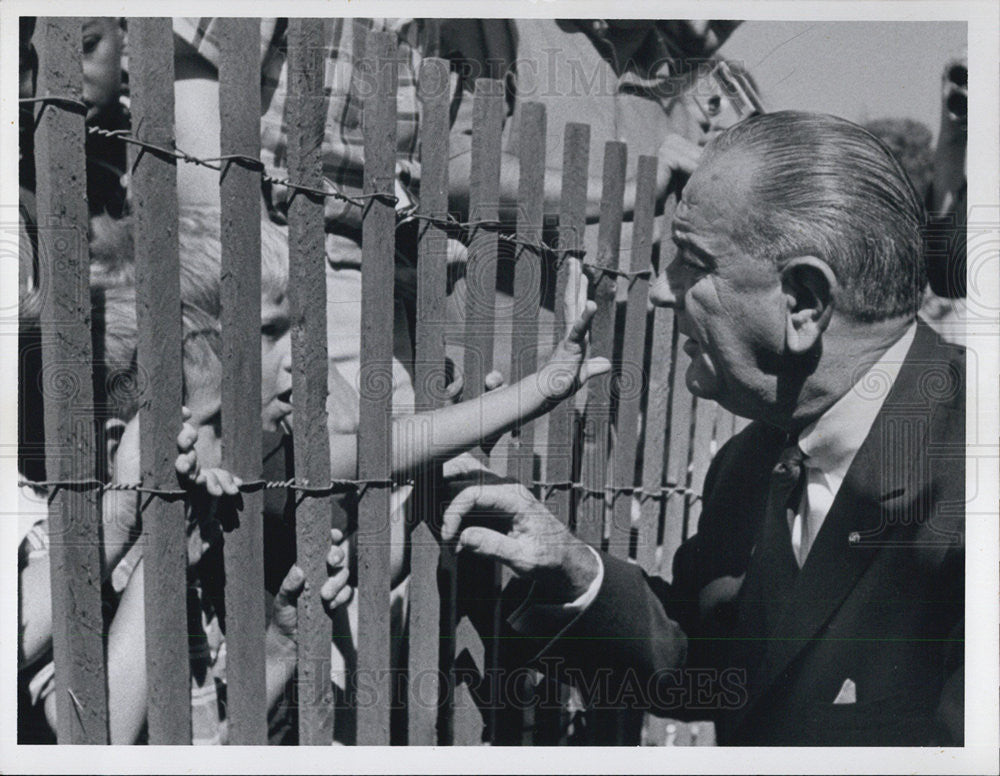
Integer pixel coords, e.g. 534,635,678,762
172,18,424,250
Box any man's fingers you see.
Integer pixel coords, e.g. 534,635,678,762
441,483,539,542
457,526,524,571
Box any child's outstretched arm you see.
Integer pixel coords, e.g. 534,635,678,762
327,260,610,479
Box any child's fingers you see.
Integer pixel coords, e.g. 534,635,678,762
215,469,243,497
567,301,598,345
443,373,464,403
579,356,612,383
563,257,583,334
275,565,306,606
330,528,344,545
176,423,198,453
181,405,192,422
484,370,505,392
328,584,354,609
320,566,352,613
175,450,199,481
327,540,347,572
201,468,224,497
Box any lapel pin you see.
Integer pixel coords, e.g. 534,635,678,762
848,531,860,544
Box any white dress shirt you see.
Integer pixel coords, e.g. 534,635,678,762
791,323,916,565
511,322,918,627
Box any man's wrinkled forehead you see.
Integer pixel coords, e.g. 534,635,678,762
673,150,761,243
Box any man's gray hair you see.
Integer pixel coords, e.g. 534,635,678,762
704,111,926,322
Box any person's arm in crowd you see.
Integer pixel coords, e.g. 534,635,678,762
448,124,700,225
105,558,149,744
38,556,150,743
931,54,966,214
18,540,51,670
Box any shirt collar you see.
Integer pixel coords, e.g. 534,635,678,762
797,323,918,479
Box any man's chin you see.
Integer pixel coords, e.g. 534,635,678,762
685,360,720,401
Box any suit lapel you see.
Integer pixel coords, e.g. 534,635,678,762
727,321,941,733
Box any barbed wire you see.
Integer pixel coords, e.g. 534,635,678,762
19,95,674,278
20,475,701,503
533,479,702,503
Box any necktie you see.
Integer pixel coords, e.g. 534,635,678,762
769,441,808,566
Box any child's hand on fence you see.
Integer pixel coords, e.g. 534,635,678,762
321,528,354,618
443,367,506,404
535,259,610,401
175,406,241,496
269,564,306,647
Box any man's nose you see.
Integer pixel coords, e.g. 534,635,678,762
649,269,678,308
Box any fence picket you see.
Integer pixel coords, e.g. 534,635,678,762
34,16,109,745
216,18,269,745
576,141,626,548
506,102,546,488
608,155,657,560
661,330,695,579
286,18,338,745
408,56,452,746
544,123,589,529
452,76,505,746
355,29,398,746
636,195,680,575
128,17,191,745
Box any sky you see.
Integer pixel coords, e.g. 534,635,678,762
720,21,967,140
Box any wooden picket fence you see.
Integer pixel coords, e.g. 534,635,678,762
26,17,749,745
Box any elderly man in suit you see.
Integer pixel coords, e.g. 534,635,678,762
442,111,964,746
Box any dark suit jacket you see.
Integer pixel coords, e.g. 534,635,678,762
528,320,964,745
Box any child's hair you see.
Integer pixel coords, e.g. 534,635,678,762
90,206,290,309
91,286,220,423
88,206,290,420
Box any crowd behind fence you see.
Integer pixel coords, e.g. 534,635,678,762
24,17,748,745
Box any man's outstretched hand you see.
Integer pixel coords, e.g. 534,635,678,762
441,482,600,604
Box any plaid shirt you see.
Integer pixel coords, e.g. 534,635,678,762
173,18,423,245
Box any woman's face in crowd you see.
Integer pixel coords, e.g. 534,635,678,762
81,18,124,119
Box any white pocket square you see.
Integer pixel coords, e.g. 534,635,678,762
832,678,856,705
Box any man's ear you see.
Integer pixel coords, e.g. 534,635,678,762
780,255,837,355
104,417,127,479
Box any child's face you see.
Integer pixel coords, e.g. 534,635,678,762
260,292,293,434
81,18,123,120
